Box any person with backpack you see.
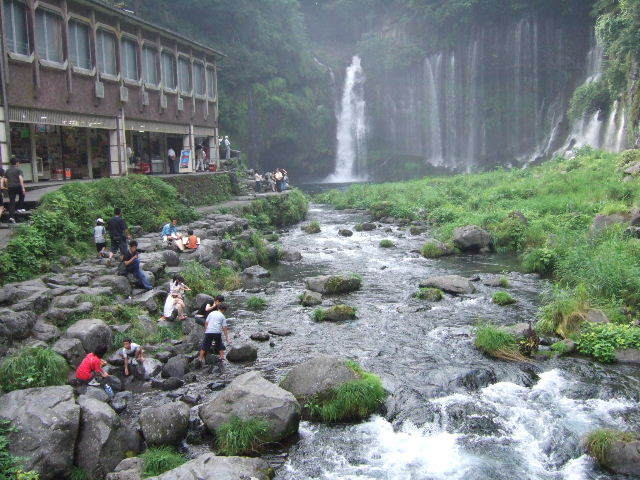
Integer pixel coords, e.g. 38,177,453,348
107,207,130,256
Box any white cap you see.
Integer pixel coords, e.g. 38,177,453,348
96,218,104,224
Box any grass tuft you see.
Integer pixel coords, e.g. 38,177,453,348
302,221,321,234
414,287,444,301
474,324,528,362
246,296,267,311
0,348,69,393
214,416,271,456
492,291,517,306
585,429,637,465
140,446,187,478
379,239,395,248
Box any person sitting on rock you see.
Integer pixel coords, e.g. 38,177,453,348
120,338,144,376
198,303,231,365
160,274,190,321
161,218,185,251
196,294,224,318
75,345,110,392
184,229,200,250
123,240,153,291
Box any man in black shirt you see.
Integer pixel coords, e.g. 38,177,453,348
123,240,153,290
5,158,25,222
107,207,129,256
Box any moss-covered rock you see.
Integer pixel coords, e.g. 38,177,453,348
492,291,517,306
414,287,444,301
421,239,454,258
302,221,321,234
306,275,362,295
586,429,640,476
314,305,357,322
299,290,322,307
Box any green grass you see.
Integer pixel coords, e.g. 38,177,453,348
181,261,221,298
312,308,326,322
0,348,69,393
0,420,40,480
111,317,183,352
550,340,572,355
214,416,271,456
499,276,510,288
140,447,187,478
67,467,87,480
246,296,267,311
302,221,321,234
585,429,637,465
537,286,590,337
413,287,444,301
420,240,448,258
474,324,527,362
575,322,640,362
379,239,395,248
306,361,387,423
492,291,517,306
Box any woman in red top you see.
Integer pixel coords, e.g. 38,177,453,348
75,345,110,383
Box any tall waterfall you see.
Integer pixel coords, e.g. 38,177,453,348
326,55,367,182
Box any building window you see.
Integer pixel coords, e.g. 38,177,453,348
161,51,176,90
142,45,157,85
194,63,205,96
68,20,91,69
3,0,29,55
97,29,117,76
35,9,63,62
206,67,217,100
122,38,138,81
178,57,191,93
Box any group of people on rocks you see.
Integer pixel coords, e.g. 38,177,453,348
254,168,289,193
0,158,27,222
161,218,200,251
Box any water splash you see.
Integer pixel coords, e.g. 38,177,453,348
326,55,368,182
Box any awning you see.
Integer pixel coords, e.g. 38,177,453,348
9,106,116,129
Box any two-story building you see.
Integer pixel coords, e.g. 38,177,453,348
0,0,222,181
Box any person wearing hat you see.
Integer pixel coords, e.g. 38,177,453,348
93,218,112,259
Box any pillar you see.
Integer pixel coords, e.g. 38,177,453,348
29,124,38,183
207,135,217,170
0,106,9,171
109,111,126,177
86,129,93,179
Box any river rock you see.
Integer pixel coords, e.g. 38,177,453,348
0,309,36,342
226,343,258,362
139,401,189,446
152,377,185,391
32,319,61,342
106,457,143,480
300,290,322,306
421,239,455,258
615,349,640,364
65,318,113,353
268,327,292,336
0,385,80,479
147,453,271,480
162,250,180,267
338,228,354,237
419,275,476,295
194,239,222,269
358,222,376,231
322,305,357,322
280,356,360,403
595,438,640,476
453,225,493,252
195,293,215,310
306,274,362,295
161,355,188,379
250,332,270,342
139,357,163,379
243,265,271,278
53,337,86,367
198,371,300,443
76,396,128,479
586,309,610,324
283,250,303,262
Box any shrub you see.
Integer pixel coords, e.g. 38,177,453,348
379,239,395,248
162,173,233,206
550,341,572,355
306,361,387,423
67,467,87,480
112,316,182,351
474,324,527,362
0,420,40,480
214,416,271,456
211,266,243,291
492,291,517,306
181,261,220,298
140,447,187,478
575,322,640,362
585,429,637,465
537,286,589,337
421,240,448,258
568,81,612,122
0,348,69,393
414,288,444,301
246,296,267,311
242,189,308,228
522,247,557,274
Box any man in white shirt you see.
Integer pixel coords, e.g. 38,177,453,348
120,338,144,376
168,147,177,174
198,304,231,364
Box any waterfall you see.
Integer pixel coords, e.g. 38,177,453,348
326,55,368,182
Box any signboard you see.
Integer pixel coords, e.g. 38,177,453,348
179,149,191,172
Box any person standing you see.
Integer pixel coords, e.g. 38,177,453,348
195,145,205,172
0,165,6,219
223,136,231,160
274,169,283,192
5,158,26,222
94,218,107,258
254,172,262,193
198,303,231,365
123,240,153,291
107,207,129,256
168,147,177,174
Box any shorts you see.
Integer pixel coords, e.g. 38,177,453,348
96,242,106,252
201,333,225,353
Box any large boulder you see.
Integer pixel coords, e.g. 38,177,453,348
594,438,640,476
139,401,189,446
306,275,362,295
147,453,271,480
53,337,86,367
161,355,189,379
198,371,300,443
0,309,36,342
195,239,222,269
279,356,360,403
139,357,163,379
453,225,493,252
65,318,113,353
75,396,129,479
243,265,270,278
0,386,80,479
226,344,258,363
91,275,132,296
419,275,476,295
106,457,143,480
614,349,640,365
162,250,180,267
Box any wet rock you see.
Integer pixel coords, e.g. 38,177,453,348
65,318,113,353
76,396,128,479
53,337,85,367
357,222,376,231
419,275,476,295
151,377,185,391
321,305,357,322
181,393,201,405
453,225,493,252
338,228,354,237
615,349,640,364
455,368,497,391
106,457,143,480
199,371,300,443
250,332,270,342
0,386,80,480
147,453,271,480
306,274,362,295
409,225,427,235
226,343,258,363
243,265,271,278
593,438,640,476
268,327,292,336
300,290,322,306
207,381,226,391
139,401,189,446
161,355,188,379
302,222,321,234
280,356,360,404
0,309,36,342
283,250,303,262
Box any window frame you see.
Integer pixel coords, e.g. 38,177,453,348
193,60,206,98
3,0,31,60
206,65,217,101
95,26,118,80
160,49,177,92
67,16,93,74
177,54,192,95
120,34,139,84
141,43,159,89
35,5,65,67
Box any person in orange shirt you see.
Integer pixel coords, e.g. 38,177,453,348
185,229,200,250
